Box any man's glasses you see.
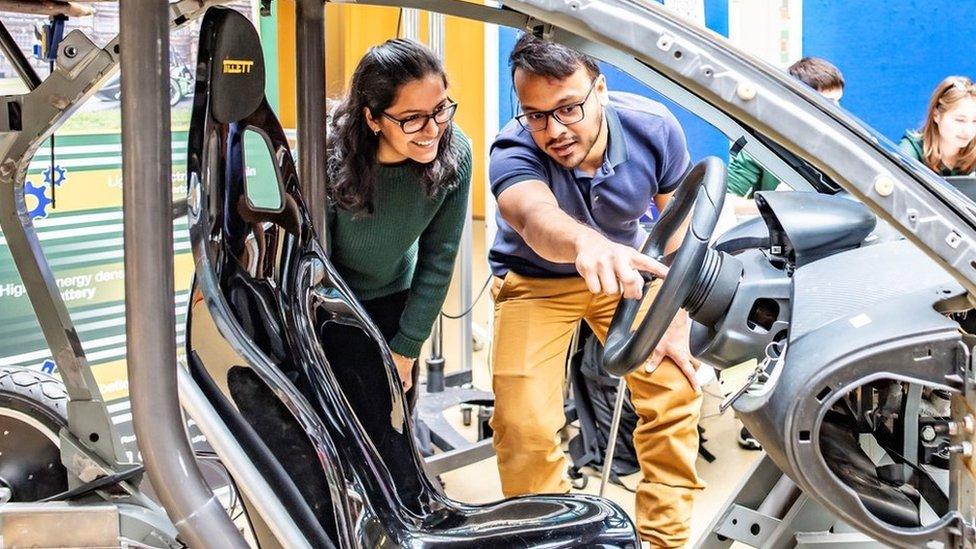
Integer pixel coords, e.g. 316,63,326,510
515,79,597,132
383,100,458,134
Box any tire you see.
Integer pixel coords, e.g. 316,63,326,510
0,366,69,502
169,79,183,107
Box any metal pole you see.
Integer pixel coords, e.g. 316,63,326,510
178,368,312,549
449,177,474,374
756,474,801,518
401,9,420,38
428,12,445,54
426,315,446,392
599,377,628,497
119,1,246,545
296,0,328,249
427,11,473,378
0,22,42,90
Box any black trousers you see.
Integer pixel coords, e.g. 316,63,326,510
317,289,426,506
318,289,420,433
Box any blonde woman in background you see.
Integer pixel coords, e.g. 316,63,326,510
901,76,976,176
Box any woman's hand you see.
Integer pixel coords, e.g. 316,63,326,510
391,352,416,391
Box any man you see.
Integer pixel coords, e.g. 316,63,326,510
488,34,703,546
726,56,845,215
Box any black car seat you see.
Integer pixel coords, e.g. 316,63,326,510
184,7,638,548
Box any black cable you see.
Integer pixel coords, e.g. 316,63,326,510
49,58,56,209
39,465,144,502
440,274,492,319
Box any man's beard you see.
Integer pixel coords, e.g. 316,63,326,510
566,107,605,170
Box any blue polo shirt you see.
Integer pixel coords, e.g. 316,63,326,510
488,92,691,277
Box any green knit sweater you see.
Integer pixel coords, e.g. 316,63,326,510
328,130,472,358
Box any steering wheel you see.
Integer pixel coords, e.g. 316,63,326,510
603,156,727,376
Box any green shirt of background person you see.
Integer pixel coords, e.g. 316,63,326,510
899,76,976,177
726,57,845,215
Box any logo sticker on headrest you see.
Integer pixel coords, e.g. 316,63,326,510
222,59,254,74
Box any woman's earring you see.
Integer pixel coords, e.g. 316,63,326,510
374,129,381,136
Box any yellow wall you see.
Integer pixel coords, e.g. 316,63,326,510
443,14,485,219
276,2,487,218
276,0,297,129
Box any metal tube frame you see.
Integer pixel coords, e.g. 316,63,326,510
0,5,247,544
178,367,311,549
0,29,129,472
119,0,246,545
296,0,329,250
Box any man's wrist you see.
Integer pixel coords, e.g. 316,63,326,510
572,227,603,256
674,308,689,325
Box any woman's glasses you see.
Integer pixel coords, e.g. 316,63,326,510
383,100,458,134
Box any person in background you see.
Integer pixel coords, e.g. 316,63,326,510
321,38,471,417
900,76,976,176
726,56,846,217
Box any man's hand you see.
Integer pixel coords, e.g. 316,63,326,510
644,310,701,389
574,231,668,299
392,352,416,391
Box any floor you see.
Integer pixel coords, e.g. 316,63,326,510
437,386,761,546
428,219,763,546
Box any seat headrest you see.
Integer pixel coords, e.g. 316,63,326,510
205,8,267,124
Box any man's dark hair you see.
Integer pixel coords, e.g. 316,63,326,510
788,57,844,91
509,33,601,80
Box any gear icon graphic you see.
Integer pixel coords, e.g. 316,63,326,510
26,164,66,220
25,179,53,220
43,165,66,187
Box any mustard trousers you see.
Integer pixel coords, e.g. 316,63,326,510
490,272,705,547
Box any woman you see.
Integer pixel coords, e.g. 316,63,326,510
322,38,471,410
900,76,976,176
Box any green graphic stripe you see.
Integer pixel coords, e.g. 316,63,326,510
25,132,191,174
0,243,191,280
0,298,190,365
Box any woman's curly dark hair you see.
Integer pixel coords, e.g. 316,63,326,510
327,38,460,215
